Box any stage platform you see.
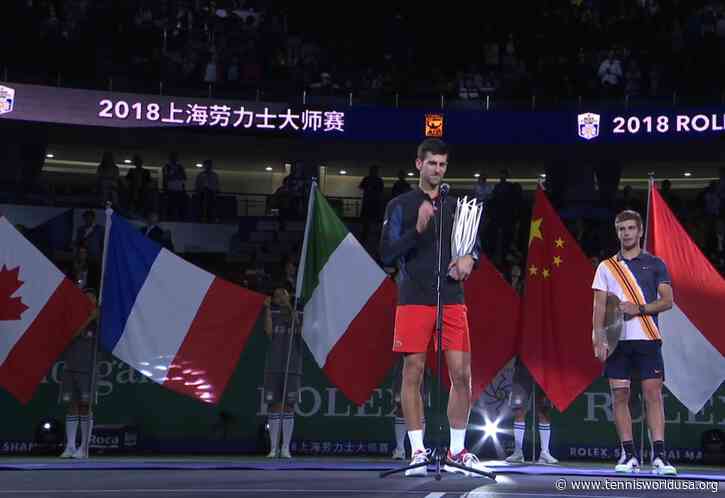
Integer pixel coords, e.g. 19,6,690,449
0,456,722,498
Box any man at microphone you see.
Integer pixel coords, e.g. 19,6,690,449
380,138,481,477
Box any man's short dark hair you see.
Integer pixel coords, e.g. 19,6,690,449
615,210,643,230
417,138,448,160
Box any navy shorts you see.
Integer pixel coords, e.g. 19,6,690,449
605,340,664,381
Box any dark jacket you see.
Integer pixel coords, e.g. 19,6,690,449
379,188,480,305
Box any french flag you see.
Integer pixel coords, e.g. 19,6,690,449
647,185,725,413
101,213,266,404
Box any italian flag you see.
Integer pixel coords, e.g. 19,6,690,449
298,184,397,405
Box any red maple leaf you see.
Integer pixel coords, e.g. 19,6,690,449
0,265,29,321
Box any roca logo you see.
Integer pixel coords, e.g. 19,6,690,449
90,435,120,447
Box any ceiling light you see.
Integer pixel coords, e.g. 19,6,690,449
45,153,54,159
474,173,481,178
339,170,347,175
124,159,132,164
407,172,414,177
195,163,203,168
683,172,692,177
265,166,273,171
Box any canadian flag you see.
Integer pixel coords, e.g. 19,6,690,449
0,217,94,403
647,185,725,413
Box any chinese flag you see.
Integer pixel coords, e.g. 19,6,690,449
519,188,602,411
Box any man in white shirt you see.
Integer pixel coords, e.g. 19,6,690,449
591,210,676,476
598,50,623,94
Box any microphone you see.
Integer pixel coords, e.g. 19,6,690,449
439,183,450,198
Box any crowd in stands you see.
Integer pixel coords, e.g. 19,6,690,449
15,150,725,300
7,1,725,102
93,150,221,223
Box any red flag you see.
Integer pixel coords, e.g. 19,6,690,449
466,256,521,401
427,255,520,402
520,188,601,411
646,184,725,413
0,217,94,403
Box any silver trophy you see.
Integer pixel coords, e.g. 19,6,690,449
594,293,623,360
450,196,483,276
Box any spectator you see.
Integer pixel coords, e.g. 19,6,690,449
162,152,187,221
140,211,166,247
706,219,725,264
624,59,642,96
615,185,643,215
270,176,295,225
203,52,219,84
195,159,220,222
598,49,623,96
659,179,682,218
702,180,720,219
507,263,523,295
74,210,103,264
473,174,494,205
96,151,119,208
485,169,522,265
70,243,100,291
359,165,385,244
391,169,412,198
125,155,152,217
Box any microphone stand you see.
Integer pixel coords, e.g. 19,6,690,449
381,186,495,481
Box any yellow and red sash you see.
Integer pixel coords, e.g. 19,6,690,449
604,257,661,340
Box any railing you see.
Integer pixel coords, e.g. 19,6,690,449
5,66,725,112
0,185,365,221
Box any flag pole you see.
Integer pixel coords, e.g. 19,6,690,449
79,205,112,457
91,202,113,405
275,180,316,458
643,174,655,252
89,205,113,407
639,175,655,461
530,178,545,463
530,385,537,462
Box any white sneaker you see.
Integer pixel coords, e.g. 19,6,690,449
538,451,559,464
266,448,278,458
71,448,88,459
392,446,406,460
404,449,430,477
615,456,640,473
280,448,292,459
652,456,677,475
444,449,487,477
59,447,75,458
505,449,524,463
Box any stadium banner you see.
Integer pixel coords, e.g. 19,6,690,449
2,83,725,145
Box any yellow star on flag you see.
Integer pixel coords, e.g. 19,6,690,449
529,265,538,276
542,268,550,278
553,256,562,267
529,218,543,247
555,237,565,248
